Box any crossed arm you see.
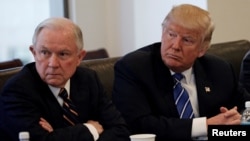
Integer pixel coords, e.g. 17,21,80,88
39,117,104,134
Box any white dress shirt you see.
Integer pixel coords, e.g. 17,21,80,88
171,68,207,140
48,80,99,140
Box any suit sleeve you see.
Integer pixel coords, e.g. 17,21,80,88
0,78,95,141
0,68,130,141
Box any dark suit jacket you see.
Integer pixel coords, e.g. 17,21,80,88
112,42,250,141
0,63,130,141
240,50,250,93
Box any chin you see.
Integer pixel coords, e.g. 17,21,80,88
46,79,62,87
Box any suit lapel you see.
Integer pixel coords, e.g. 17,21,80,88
37,83,66,127
193,59,214,116
153,51,180,117
69,70,92,121
28,63,66,127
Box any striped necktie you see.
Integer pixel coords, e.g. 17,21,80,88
173,73,194,119
58,88,80,125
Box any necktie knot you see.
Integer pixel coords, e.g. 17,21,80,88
173,73,183,82
59,88,68,100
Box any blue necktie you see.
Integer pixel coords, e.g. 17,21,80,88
59,88,80,125
173,73,194,119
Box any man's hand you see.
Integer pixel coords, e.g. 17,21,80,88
39,117,53,132
207,106,242,125
87,120,104,134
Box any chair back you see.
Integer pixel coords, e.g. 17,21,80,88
0,67,22,92
207,40,250,79
83,48,109,60
0,59,23,70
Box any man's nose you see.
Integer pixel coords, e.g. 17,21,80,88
172,37,182,51
48,54,60,67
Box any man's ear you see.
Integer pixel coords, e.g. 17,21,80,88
29,45,35,56
76,50,86,66
198,48,207,57
198,42,210,57
78,50,86,60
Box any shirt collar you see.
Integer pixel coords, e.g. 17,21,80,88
170,67,193,84
48,80,71,97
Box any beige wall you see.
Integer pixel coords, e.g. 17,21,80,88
69,0,250,57
69,0,206,57
208,0,250,43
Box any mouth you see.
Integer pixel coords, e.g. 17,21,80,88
166,53,180,60
46,73,60,77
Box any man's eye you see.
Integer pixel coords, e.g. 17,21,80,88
169,33,173,37
60,52,69,56
41,50,48,55
183,38,195,45
170,33,175,37
59,52,71,59
184,38,192,42
169,32,176,37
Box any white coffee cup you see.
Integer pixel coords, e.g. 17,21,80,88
129,134,156,141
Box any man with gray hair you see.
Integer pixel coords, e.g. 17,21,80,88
0,17,130,141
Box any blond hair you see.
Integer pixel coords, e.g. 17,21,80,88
162,4,215,50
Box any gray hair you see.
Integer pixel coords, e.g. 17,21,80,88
32,17,84,50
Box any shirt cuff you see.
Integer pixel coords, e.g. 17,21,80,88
192,117,208,140
84,123,99,141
